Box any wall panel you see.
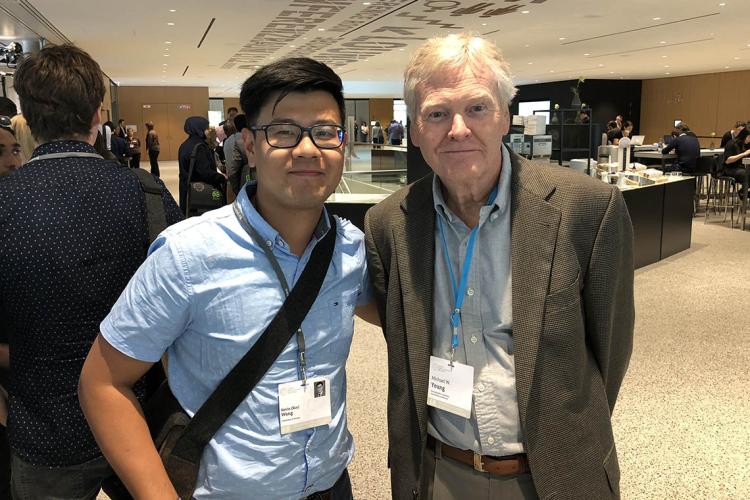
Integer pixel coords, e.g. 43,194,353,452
117,86,209,160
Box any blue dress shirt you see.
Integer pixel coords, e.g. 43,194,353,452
101,183,371,499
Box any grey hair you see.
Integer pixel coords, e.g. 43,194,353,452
403,33,517,122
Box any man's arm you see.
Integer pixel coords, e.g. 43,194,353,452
363,209,389,330
582,188,634,412
79,335,177,499
355,301,380,326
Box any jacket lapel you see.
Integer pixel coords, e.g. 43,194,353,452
509,154,561,426
394,174,436,441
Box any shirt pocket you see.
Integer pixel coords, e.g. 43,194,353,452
327,289,358,358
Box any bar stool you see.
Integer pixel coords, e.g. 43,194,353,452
692,156,713,214
704,175,739,227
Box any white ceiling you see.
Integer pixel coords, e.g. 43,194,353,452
3,0,749,97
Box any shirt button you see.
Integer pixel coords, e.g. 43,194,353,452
266,240,272,247
466,288,474,296
491,214,498,222
470,335,478,344
487,436,495,445
477,383,485,392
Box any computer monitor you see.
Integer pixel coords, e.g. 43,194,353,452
663,135,673,144
630,135,645,146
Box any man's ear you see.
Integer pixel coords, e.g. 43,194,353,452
409,120,420,148
86,105,103,145
242,128,256,165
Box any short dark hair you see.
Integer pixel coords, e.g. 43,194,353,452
239,57,345,127
607,120,618,130
233,113,247,131
677,123,691,133
734,121,746,129
13,44,105,143
0,97,17,117
227,106,238,114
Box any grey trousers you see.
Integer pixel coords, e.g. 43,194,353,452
421,443,539,500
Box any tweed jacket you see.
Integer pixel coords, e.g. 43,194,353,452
363,152,635,500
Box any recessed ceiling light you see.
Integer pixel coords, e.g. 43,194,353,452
289,45,295,48
659,41,666,44
662,55,667,58
609,71,615,74
481,23,487,26
734,56,740,60
363,1,371,4
528,62,533,65
664,65,670,68
165,41,172,44
719,2,725,6
652,17,661,20
524,44,530,48
318,28,326,31
165,47,169,50
549,70,555,73
558,37,566,41
521,10,530,14
399,48,404,51
167,22,175,26
665,72,671,75
724,66,730,69
598,63,604,67
583,53,590,56
163,54,169,57
169,9,176,12
162,63,167,66
254,65,260,68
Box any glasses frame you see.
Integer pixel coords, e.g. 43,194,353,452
250,123,346,150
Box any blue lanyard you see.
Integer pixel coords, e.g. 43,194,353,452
436,185,499,363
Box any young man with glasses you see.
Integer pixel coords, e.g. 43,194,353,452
79,57,377,499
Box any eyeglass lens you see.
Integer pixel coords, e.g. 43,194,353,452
265,124,343,149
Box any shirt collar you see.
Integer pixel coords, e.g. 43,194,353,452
31,140,98,159
236,182,331,251
432,143,512,223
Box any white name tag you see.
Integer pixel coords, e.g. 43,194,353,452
278,376,332,435
426,356,474,419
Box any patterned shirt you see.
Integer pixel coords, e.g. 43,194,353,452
428,144,525,457
101,183,371,499
0,140,182,466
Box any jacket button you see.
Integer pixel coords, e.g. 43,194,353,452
412,488,418,498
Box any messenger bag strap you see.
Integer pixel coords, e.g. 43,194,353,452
126,168,167,244
184,142,203,217
169,212,337,465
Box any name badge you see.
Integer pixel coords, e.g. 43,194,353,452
278,376,332,435
426,356,474,419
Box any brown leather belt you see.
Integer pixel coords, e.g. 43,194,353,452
427,436,530,476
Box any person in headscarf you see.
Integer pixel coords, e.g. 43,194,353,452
178,116,226,214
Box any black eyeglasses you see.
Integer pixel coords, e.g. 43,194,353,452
250,123,345,149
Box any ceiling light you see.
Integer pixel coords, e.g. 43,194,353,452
163,54,169,57
165,47,169,50
399,48,404,51
558,37,566,41
665,72,671,75
724,66,730,69
598,63,604,67
609,71,615,74
524,44,530,48
652,17,661,20
583,53,590,56
659,41,666,44
318,28,326,31
167,22,175,26
169,9,176,12
528,62,533,65
734,56,740,60
664,65,670,68
719,2,725,6
662,55,667,58
162,63,167,66
165,41,172,44
481,23,487,26
549,70,555,73
363,1,371,4
521,10,530,14
289,45,295,48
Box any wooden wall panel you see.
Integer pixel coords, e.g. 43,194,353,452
117,86,209,161
641,70,750,148
369,98,393,134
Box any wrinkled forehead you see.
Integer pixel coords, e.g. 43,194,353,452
416,65,500,106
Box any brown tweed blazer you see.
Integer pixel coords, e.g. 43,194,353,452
364,152,634,500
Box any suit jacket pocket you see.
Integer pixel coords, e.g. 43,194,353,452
603,442,620,496
544,271,581,315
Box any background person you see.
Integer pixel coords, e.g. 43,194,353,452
126,128,140,169
661,122,700,173
720,121,745,148
0,42,181,500
177,116,226,215
721,127,750,197
145,121,160,177
371,121,384,146
365,33,634,500
0,117,22,177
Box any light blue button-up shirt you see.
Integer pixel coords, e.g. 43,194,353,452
101,183,371,499
427,145,525,457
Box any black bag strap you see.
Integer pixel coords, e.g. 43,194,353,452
185,142,204,217
169,214,337,465
126,168,167,244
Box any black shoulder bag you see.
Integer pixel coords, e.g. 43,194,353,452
185,142,225,217
143,210,337,500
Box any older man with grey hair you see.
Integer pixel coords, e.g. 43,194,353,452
364,34,634,499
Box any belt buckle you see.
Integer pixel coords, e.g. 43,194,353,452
473,452,486,473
